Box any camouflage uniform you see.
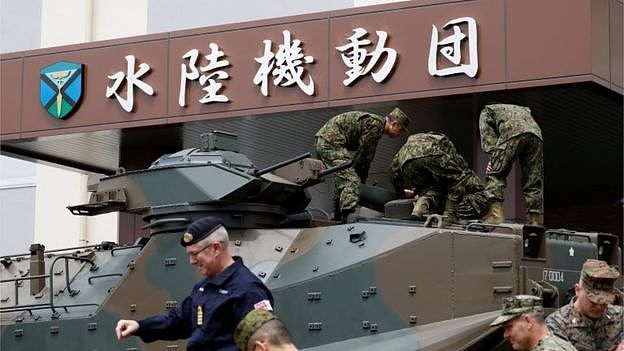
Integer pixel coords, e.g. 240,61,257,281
532,332,579,351
546,301,623,351
545,259,623,351
314,111,386,212
491,295,577,351
388,132,490,220
479,104,543,214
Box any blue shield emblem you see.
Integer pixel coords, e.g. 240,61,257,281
40,61,83,119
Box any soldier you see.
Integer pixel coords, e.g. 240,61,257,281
478,103,543,225
234,309,298,351
388,132,490,223
546,259,623,351
315,107,409,221
490,295,577,351
115,217,274,351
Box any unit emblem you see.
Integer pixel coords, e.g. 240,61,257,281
40,61,83,119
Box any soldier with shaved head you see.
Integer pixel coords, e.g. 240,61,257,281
234,309,298,351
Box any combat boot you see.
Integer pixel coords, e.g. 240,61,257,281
442,199,467,225
484,201,504,224
526,212,541,226
411,196,429,218
331,199,341,221
340,208,355,223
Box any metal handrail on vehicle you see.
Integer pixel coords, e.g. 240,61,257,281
110,245,144,256
88,273,123,284
0,247,135,318
546,230,592,242
466,222,517,234
48,255,97,313
1,303,99,317
0,274,49,306
0,256,101,318
0,242,116,261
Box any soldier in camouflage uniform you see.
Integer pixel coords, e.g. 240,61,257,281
546,259,623,351
478,103,543,225
388,132,490,222
315,107,409,220
234,309,298,351
490,295,577,351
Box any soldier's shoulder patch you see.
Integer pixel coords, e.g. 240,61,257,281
253,299,273,311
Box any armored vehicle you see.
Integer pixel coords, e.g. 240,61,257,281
1,131,621,351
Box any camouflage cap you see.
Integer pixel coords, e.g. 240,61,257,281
387,107,410,131
490,295,543,326
180,216,224,247
580,259,619,304
234,309,278,350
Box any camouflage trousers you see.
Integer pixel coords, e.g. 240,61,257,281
485,134,543,214
401,155,490,220
315,137,360,211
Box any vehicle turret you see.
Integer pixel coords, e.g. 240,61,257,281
68,130,346,231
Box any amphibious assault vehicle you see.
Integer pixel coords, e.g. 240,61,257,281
1,131,620,351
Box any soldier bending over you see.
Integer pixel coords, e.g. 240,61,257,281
478,103,543,225
315,107,409,221
388,132,490,223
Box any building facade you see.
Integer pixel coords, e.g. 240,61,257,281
1,0,622,251
0,0,391,254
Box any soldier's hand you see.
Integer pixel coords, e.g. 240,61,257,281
612,340,624,351
115,319,139,340
485,161,493,174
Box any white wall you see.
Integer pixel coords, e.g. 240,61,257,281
41,0,148,46
0,0,42,53
0,157,36,255
92,0,147,41
146,0,353,33
41,0,94,47
33,166,87,248
145,0,407,35
29,0,150,250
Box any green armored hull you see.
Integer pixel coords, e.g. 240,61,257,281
1,132,620,351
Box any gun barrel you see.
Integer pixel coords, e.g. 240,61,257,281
318,160,353,177
254,152,311,177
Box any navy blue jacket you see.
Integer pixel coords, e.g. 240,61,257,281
136,257,273,351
